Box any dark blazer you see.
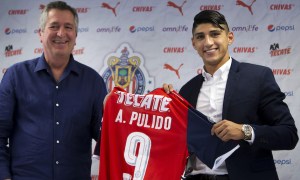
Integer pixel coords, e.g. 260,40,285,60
180,59,298,180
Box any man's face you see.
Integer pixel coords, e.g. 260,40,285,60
39,9,77,61
192,23,234,72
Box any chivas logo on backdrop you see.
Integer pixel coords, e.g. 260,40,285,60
100,43,154,94
8,9,28,15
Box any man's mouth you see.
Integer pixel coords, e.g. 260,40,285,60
204,48,217,53
53,40,68,44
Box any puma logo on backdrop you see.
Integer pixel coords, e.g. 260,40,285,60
101,2,120,16
167,0,187,16
164,63,183,79
236,0,256,15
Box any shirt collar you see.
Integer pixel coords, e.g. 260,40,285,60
34,54,80,76
202,57,232,81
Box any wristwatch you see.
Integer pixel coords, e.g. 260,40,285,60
242,124,252,140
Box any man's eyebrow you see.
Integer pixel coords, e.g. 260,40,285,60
194,32,204,36
194,29,223,35
48,22,74,26
49,22,59,25
210,29,223,33
64,23,74,26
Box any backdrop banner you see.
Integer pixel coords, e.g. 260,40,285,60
1,0,299,179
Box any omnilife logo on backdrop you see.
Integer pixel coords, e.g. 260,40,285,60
100,43,154,94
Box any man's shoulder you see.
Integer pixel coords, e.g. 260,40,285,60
72,60,104,83
8,57,39,71
233,58,271,73
180,74,203,94
73,60,99,74
233,60,270,69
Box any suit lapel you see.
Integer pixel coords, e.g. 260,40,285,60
191,75,205,107
222,59,240,119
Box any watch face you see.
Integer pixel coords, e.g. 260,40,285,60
243,125,252,140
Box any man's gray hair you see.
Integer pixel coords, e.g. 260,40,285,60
39,1,78,33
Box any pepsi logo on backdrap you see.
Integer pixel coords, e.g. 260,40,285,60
274,159,292,166
78,27,89,33
267,24,295,32
4,28,27,35
129,26,154,33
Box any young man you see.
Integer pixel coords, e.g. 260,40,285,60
0,1,107,179
164,10,298,180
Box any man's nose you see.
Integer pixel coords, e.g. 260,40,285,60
57,27,66,37
204,36,213,46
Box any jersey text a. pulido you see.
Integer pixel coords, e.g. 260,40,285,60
114,91,173,130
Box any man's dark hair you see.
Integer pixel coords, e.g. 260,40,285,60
192,10,229,35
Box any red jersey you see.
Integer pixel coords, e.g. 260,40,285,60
99,87,189,180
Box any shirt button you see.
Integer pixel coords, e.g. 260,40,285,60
56,161,59,164
56,103,59,107
56,86,59,89
57,140,60,144
56,122,59,125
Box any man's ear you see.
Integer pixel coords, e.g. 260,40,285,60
38,29,43,43
228,31,234,45
191,37,196,49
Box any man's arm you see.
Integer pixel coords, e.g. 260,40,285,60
0,69,15,179
253,67,298,150
0,138,11,179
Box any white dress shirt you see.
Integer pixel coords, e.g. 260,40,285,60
192,58,232,175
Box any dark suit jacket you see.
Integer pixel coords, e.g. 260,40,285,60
180,59,298,180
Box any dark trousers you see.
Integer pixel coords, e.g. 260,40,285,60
184,174,230,180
